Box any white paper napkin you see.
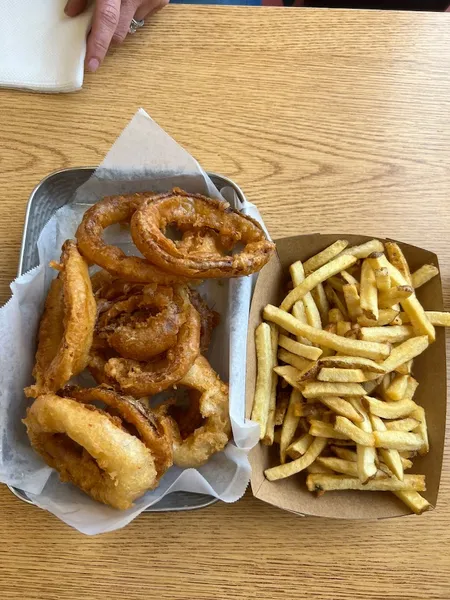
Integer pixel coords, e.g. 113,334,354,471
0,0,92,93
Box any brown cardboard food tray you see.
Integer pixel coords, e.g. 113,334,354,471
246,234,447,519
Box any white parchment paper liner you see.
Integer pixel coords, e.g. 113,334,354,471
0,109,267,534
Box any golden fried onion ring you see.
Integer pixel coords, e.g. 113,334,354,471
103,287,201,398
165,356,231,468
96,286,186,362
23,394,157,510
25,241,96,398
63,385,173,478
76,193,185,283
130,188,275,278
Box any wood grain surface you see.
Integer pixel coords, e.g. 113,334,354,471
1,6,450,599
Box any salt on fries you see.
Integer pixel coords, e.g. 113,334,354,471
252,238,449,515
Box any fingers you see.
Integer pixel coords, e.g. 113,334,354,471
113,0,168,47
85,0,170,72
135,0,169,20
113,0,139,45
85,0,121,72
64,0,88,17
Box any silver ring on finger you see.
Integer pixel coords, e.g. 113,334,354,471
129,18,145,34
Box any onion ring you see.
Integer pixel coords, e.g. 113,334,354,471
76,193,185,283
163,356,231,468
63,385,173,478
23,394,157,510
25,241,96,398
96,286,186,361
130,188,275,278
103,287,201,398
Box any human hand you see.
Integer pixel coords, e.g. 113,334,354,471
65,0,168,72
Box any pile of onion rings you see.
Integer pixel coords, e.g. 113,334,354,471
24,187,272,509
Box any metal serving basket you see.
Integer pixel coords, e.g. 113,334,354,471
9,167,248,513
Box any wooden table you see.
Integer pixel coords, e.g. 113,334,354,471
1,6,450,599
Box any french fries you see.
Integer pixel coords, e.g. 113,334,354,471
274,388,289,426
286,433,313,459
360,260,378,321
311,283,329,325
343,284,363,320
290,261,322,330
370,414,403,480
350,398,377,483
307,462,334,475
273,365,304,390
411,406,429,455
385,418,420,432
331,446,358,462
393,491,431,515
325,285,349,320
385,374,408,401
401,310,450,327
279,390,302,463
318,396,363,422
251,323,273,439
357,308,399,327
280,255,357,312
337,239,384,260
302,382,366,398
306,474,426,493
369,253,435,341
373,431,424,452
411,264,439,289
277,348,311,371
341,270,359,286
378,286,414,309
362,378,382,394
278,334,322,361
318,354,386,373
374,267,390,292
403,376,419,401
263,305,390,361
359,325,414,344
364,396,418,419
265,437,327,481
261,323,279,445
317,457,358,477
395,359,413,376
385,242,412,284
303,240,349,275
308,420,347,439
251,237,442,515
291,301,313,346
327,276,345,293
380,336,429,373
334,416,375,446
317,368,366,383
